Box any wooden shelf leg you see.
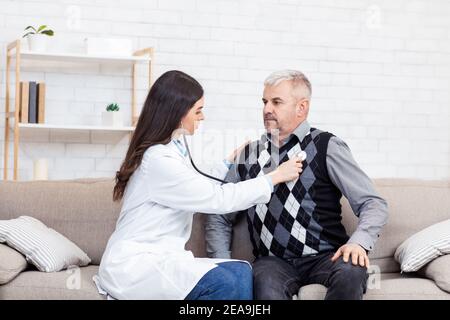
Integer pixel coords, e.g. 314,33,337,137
132,62,137,127
149,48,154,88
3,51,11,180
13,40,21,181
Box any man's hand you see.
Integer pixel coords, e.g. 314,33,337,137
331,243,370,268
226,139,251,163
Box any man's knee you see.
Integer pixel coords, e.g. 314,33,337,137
332,258,368,287
325,258,368,300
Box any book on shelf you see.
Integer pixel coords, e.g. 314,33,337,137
37,82,45,124
19,82,29,123
18,81,46,124
28,81,37,123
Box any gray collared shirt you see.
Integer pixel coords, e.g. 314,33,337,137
205,120,388,258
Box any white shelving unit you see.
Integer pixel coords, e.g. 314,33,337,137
3,39,153,180
17,123,136,132
20,50,150,63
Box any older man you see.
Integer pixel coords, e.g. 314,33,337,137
205,70,388,300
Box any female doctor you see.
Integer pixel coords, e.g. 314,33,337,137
95,70,303,300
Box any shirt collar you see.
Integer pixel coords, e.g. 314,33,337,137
289,120,311,143
265,120,311,145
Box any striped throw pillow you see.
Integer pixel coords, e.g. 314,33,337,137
395,219,450,272
0,216,91,272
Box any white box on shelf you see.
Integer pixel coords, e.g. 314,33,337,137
85,37,133,56
102,111,124,127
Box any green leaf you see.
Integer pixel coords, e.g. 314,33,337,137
37,25,47,32
41,30,54,36
24,26,36,32
22,32,35,38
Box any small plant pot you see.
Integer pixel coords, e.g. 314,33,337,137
27,34,48,52
102,111,123,127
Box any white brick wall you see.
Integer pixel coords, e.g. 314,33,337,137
0,0,449,181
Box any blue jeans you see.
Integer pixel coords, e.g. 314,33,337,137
185,261,253,300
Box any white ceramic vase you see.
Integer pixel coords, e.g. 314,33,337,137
27,34,48,52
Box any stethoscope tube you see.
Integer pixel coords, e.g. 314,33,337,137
182,134,307,185
182,134,229,184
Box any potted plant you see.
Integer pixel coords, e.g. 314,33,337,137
22,25,54,52
102,103,123,127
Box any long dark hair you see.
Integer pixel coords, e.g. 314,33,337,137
113,70,204,201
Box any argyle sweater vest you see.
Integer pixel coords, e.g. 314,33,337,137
237,128,349,259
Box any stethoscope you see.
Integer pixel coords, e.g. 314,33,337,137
181,134,307,185
182,134,229,184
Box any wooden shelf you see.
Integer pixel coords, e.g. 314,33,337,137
3,39,153,180
17,123,136,132
18,50,151,64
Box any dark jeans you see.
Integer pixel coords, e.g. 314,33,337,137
253,251,368,300
185,261,253,300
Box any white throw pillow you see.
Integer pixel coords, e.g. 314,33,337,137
0,216,91,272
395,219,450,272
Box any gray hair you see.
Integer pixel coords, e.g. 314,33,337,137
264,69,312,99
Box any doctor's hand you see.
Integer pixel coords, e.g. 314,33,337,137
268,157,303,185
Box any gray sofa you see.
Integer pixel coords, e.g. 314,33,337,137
0,178,449,299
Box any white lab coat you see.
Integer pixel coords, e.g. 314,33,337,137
94,138,272,300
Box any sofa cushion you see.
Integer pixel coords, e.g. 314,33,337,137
394,219,450,272
297,273,450,300
0,243,27,284
0,216,91,272
369,257,400,273
0,265,103,300
418,254,450,293
0,178,121,264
